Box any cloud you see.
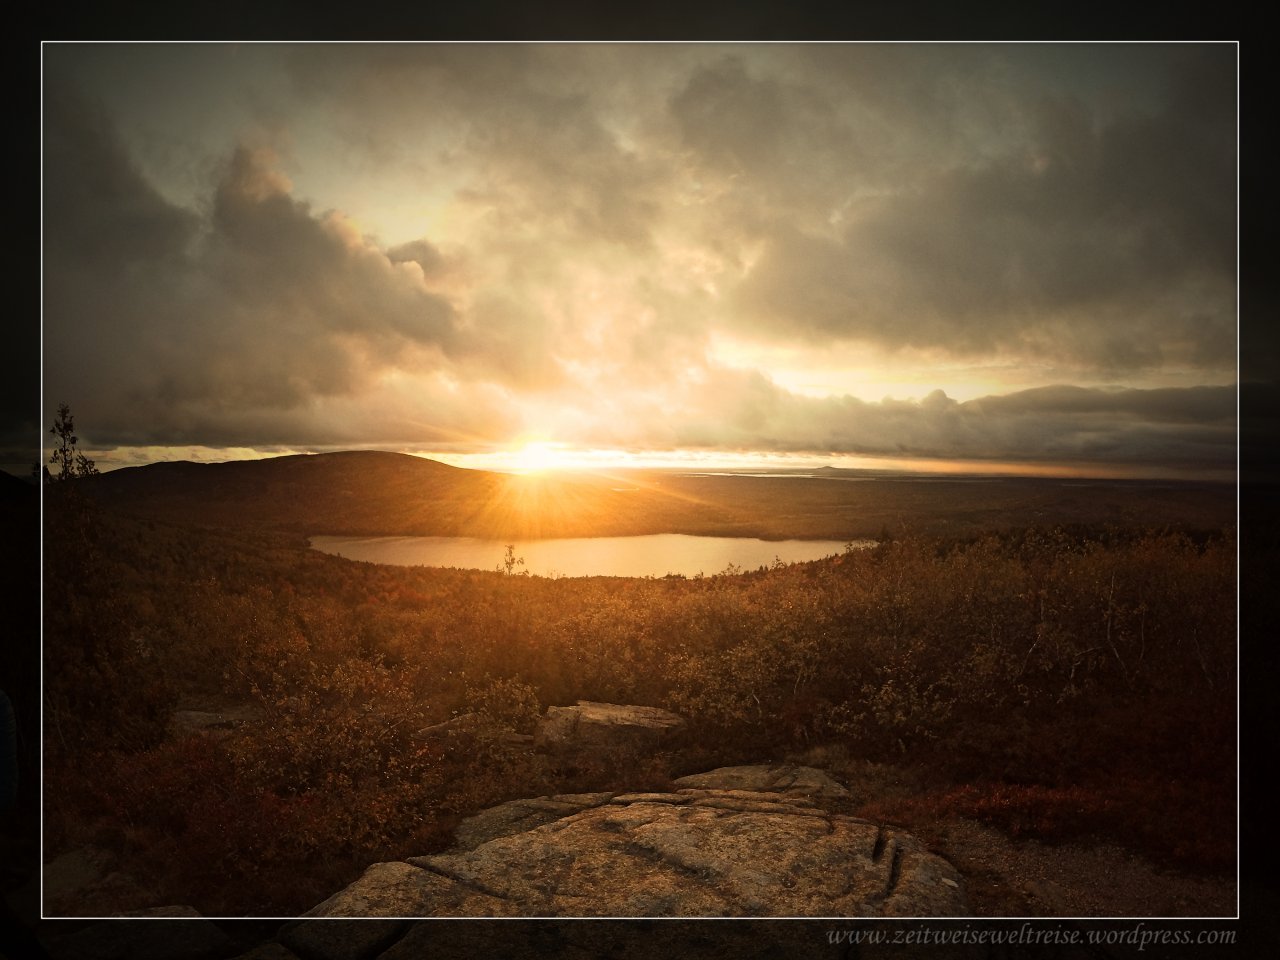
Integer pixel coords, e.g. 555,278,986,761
387,239,446,278
537,358,1235,473
965,384,1236,422
585,371,1237,470
40,45,1238,477
43,85,464,447
281,44,677,253
242,45,1239,381
43,79,201,268
672,47,1238,375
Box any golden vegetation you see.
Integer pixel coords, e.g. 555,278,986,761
43,483,1236,916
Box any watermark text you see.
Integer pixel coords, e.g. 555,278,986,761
827,923,1237,950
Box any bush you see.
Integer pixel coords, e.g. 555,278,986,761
43,515,1236,913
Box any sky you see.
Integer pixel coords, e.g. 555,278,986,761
36,42,1239,479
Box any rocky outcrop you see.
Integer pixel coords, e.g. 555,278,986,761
411,712,534,748
672,764,851,799
534,701,687,757
34,766,967,959
411,701,683,761
302,766,966,918
451,793,616,851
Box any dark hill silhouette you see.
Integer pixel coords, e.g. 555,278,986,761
75,449,1237,543
81,451,736,540
0,469,35,502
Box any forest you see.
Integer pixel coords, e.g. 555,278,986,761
41,477,1236,916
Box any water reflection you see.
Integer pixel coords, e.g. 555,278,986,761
308,533,870,578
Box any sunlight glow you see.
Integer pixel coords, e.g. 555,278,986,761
506,441,577,474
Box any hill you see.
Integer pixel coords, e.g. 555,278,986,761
81,451,703,540
87,451,477,532
77,450,1236,541
0,469,35,502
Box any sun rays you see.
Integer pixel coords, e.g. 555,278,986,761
506,441,575,474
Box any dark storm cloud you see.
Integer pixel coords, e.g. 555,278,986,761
700,46,1237,373
966,384,1236,423
208,147,457,353
43,79,201,268
664,374,1236,471
274,43,1236,379
43,84,464,447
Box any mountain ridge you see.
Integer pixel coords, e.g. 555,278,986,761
70,449,1236,542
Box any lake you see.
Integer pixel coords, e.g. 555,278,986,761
308,534,869,578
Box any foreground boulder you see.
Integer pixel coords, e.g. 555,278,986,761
302,766,966,917
534,701,687,757
451,793,616,851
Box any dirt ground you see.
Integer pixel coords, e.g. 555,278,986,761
935,816,1234,916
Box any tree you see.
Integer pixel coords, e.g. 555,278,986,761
48,402,98,482
500,544,526,575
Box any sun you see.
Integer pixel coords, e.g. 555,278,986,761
508,440,574,474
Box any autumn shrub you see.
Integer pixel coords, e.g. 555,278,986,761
856,772,1233,872
58,730,453,915
43,492,176,761
463,673,542,733
42,508,1236,913
665,630,823,739
230,655,439,795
